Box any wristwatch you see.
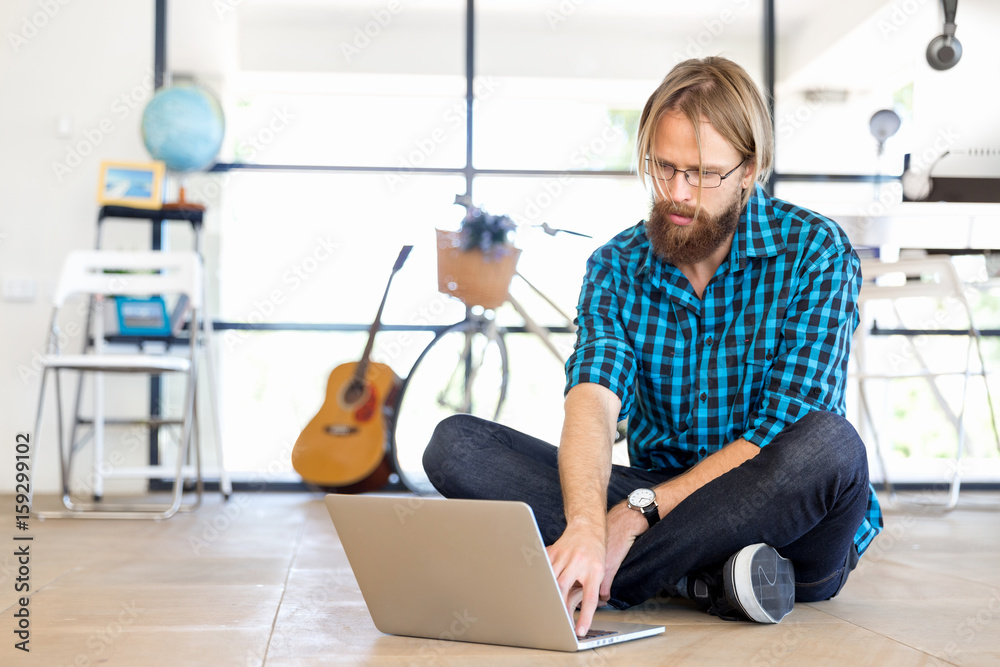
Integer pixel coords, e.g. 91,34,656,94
626,488,660,528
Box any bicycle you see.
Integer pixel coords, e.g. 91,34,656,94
390,220,585,495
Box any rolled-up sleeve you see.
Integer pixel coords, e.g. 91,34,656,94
742,246,861,447
564,247,637,420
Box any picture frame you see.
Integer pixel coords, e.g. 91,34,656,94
114,296,172,337
96,159,166,209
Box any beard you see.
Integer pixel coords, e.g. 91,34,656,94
646,193,743,266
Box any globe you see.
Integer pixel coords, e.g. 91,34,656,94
141,83,225,173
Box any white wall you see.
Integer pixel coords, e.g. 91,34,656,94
0,0,156,493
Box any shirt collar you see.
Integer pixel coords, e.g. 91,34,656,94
740,183,786,266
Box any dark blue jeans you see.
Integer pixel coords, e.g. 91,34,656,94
422,410,869,608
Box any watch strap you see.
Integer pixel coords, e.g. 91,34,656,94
642,504,660,528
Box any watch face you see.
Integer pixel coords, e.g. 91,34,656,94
629,488,655,509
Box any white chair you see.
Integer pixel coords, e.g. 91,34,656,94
853,256,1000,511
30,250,229,519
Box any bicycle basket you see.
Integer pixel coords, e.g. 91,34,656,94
435,229,521,310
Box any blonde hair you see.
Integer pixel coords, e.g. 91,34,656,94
636,57,773,212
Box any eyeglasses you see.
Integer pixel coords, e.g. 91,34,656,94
645,157,747,189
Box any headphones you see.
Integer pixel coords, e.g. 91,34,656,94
927,0,962,70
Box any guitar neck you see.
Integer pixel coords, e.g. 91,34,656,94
352,287,391,382
352,246,412,384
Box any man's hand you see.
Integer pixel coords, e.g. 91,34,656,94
546,522,606,637
552,383,621,637
600,502,648,603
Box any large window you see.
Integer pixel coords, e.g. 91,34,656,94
166,0,1000,485
164,0,765,483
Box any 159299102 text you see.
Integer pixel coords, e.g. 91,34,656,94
13,433,33,653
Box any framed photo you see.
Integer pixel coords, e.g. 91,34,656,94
96,160,166,209
114,296,172,337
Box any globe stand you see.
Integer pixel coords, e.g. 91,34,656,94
162,175,205,212
162,185,205,212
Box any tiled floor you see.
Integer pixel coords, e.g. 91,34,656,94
4,491,1000,666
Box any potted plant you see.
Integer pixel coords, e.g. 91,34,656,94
436,200,521,310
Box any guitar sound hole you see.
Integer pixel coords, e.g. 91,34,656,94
343,380,366,405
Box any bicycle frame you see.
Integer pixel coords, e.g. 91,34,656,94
505,271,577,364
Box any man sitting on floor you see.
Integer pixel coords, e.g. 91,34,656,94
423,55,882,636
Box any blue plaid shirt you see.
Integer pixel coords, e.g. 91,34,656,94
565,184,882,555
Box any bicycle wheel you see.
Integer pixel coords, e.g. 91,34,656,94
392,316,508,494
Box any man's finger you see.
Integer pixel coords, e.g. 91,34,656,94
576,583,600,637
567,586,584,613
557,575,575,613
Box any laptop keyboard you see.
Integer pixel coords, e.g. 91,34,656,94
582,628,619,639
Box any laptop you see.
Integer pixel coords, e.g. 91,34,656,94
324,494,665,652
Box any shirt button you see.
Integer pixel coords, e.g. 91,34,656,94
706,336,714,346
765,352,773,361
699,447,707,457
700,392,707,402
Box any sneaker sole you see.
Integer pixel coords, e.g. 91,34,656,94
724,543,795,623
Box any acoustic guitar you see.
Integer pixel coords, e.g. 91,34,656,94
292,246,412,491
